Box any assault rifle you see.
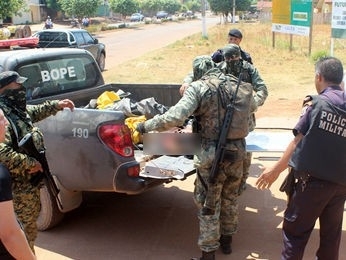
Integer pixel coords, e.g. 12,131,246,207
18,133,63,210
202,73,243,215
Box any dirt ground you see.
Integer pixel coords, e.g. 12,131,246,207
28,18,345,260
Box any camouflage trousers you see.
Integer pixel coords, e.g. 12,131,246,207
12,182,41,252
238,151,252,195
193,159,243,252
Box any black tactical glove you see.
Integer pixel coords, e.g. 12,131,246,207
136,122,146,134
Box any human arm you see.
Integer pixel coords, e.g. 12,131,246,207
139,84,202,133
248,65,268,107
0,166,36,259
180,72,195,96
0,130,42,176
27,99,74,123
0,201,36,259
256,133,303,190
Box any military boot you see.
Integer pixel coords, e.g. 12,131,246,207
219,235,232,254
191,250,215,260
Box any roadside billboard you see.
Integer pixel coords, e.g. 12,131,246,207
272,0,313,36
331,0,346,38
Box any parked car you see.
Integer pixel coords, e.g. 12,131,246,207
130,13,144,22
156,11,168,19
32,29,106,71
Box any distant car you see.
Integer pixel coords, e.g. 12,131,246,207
130,13,144,22
156,11,168,19
32,29,106,71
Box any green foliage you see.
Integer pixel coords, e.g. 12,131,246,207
208,0,252,16
0,0,26,20
140,0,181,16
58,0,101,18
46,0,61,11
164,0,181,14
311,50,329,63
109,0,139,17
186,0,201,13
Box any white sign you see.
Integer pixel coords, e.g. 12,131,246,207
272,23,310,36
331,0,346,29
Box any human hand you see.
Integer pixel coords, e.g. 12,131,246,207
255,167,280,190
58,99,75,111
136,122,146,134
179,83,190,96
28,160,43,174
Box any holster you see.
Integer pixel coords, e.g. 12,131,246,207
279,168,296,198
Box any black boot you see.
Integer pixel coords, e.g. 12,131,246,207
219,235,232,254
191,250,215,260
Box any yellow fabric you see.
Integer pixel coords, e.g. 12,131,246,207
96,91,120,109
125,115,146,144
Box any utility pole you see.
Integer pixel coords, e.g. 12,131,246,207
201,0,207,37
232,0,236,23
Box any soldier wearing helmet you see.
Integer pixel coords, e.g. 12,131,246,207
137,56,256,259
216,43,268,198
211,29,253,64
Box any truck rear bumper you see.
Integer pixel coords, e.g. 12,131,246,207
113,160,167,195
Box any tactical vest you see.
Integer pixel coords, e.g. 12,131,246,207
217,61,252,83
195,72,254,141
289,95,346,185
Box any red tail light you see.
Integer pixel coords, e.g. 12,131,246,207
127,165,140,177
98,124,134,157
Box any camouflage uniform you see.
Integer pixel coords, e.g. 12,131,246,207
0,87,62,251
141,56,255,254
218,44,268,194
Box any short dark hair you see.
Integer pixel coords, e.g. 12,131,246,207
315,57,344,85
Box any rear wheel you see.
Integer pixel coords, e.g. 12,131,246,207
37,183,65,231
98,53,106,71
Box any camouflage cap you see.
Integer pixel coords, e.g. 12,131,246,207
0,71,27,89
222,44,241,59
192,55,215,80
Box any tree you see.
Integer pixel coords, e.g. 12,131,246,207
163,0,181,14
140,0,163,16
139,0,181,16
208,0,251,23
58,0,101,19
0,0,26,20
109,0,139,18
185,0,201,13
46,0,61,11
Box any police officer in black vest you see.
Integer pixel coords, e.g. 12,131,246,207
256,56,346,260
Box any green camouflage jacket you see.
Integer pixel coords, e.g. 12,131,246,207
0,100,61,184
143,68,255,168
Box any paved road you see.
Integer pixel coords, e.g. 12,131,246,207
97,17,219,70
33,17,346,260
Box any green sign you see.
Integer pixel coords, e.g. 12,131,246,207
291,0,312,27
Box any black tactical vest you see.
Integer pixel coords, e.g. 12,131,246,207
289,95,346,185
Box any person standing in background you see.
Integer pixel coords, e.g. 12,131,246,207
211,29,253,64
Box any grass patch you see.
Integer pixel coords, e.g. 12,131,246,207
103,22,346,103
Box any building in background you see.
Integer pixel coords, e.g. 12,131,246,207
10,0,45,24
